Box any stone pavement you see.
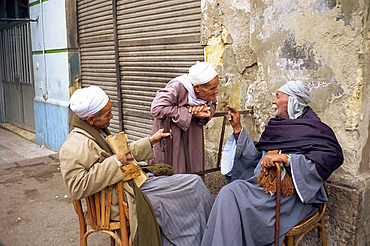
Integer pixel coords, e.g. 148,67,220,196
0,124,106,246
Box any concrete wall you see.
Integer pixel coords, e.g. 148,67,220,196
29,0,79,150
201,0,370,244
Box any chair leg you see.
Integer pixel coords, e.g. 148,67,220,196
286,235,294,246
80,225,86,246
319,216,327,246
110,236,115,246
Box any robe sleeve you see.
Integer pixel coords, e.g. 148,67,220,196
198,99,217,126
151,82,192,131
128,137,154,162
60,144,124,200
290,154,327,204
230,129,262,181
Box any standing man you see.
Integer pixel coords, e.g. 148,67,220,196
201,81,343,246
60,86,215,246
149,61,219,174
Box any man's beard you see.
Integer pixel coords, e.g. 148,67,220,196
272,104,279,117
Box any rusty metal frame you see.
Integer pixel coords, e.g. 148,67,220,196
193,109,253,176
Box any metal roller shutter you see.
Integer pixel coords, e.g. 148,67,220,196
116,0,204,141
77,0,121,134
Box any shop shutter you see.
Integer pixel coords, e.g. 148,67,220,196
116,0,204,141
76,0,120,134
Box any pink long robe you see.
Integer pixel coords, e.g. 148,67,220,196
148,80,216,174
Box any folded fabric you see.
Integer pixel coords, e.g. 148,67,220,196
121,164,142,181
141,163,174,176
257,165,295,197
220,134,237,175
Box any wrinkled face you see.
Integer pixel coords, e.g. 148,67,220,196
88,100,113,130
272,91,289,119
194,76,219,101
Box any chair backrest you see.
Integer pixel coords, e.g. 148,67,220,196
86,184,114,230
73,180,130,245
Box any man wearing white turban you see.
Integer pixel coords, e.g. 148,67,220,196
149,61,219,174
201,81,343,246
60,86,214,246
274,80,311,119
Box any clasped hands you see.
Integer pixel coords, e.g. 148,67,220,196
188,104,211,118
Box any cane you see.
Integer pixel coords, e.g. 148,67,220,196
266,150,281,246
275,161,282,246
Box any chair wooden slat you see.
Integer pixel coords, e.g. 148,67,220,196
95,193,101,229
105,185,114,229
86,196,96,228
100,188,106,229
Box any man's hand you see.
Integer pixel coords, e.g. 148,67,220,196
188,104,211,118
149,128,172,145
113,149,134,166
227,105,242,133
260,154,289,174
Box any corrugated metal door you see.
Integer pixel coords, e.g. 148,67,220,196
116,0,204,141
0,23,35,131
76,0,121,134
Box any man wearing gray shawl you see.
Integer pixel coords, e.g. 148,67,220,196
202,81,343,246
149,61,219,174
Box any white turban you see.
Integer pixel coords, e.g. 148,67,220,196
168,61,218,106
69,86,109,118
277,81,311,119
188,61,218,85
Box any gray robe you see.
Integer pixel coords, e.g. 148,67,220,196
142,173,214,245
201,129,327,246
149,80,216,174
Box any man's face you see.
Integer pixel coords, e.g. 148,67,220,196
194,76,219,101
272,91,289,119
91,100,113,130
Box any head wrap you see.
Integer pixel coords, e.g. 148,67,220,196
69,85,109,118
188,61,218,85
277,81,311,119
168,61,218,106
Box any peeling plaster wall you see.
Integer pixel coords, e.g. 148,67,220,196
202,0,370,244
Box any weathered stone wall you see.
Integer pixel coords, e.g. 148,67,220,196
201,0,370,244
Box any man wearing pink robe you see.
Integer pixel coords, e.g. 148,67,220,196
148,62,219,174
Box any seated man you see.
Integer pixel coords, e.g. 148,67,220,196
201,81,343,246
59,86,214,246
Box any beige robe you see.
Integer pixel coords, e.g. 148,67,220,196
59,127,154,240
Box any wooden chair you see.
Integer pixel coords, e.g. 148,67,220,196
72,180,131,246
283,202,327,246
272,152,328,246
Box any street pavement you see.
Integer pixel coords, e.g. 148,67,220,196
0,123,106,246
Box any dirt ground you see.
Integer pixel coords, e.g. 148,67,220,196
0,155,109,246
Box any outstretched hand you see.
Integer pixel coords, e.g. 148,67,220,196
227,105,242,133
149,128,172,145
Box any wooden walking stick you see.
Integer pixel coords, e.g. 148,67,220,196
258,150,295,246
265,150,281,246
275,160,282,246
160,117,172,165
